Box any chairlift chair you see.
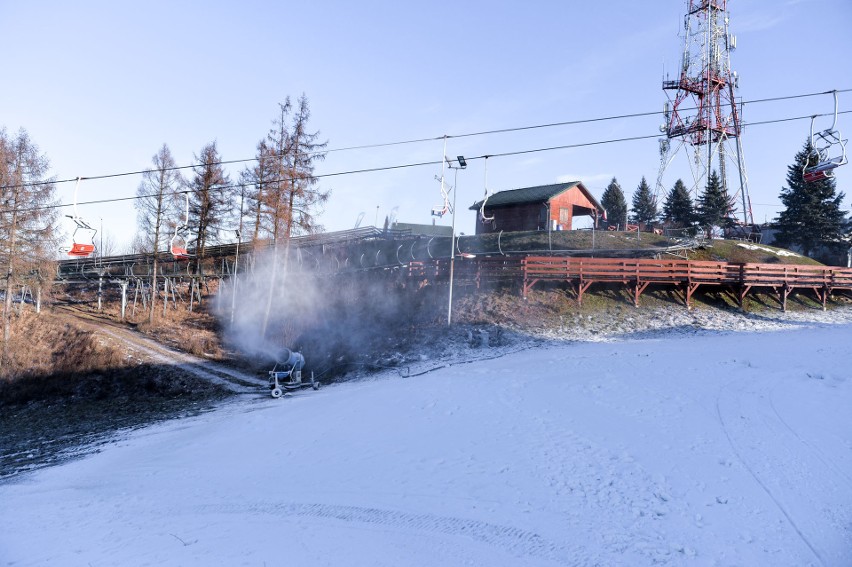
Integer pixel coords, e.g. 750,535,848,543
170,230,191,259
803,91,848,183
479,156,495,224
170,193,194,260
431,166,451,217
431,184,450,218
64,177,97,258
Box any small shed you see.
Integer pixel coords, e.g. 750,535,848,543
469,182,604,235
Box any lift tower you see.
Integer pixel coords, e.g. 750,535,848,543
656,0,753,226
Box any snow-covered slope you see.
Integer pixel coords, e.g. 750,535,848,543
2,323,851,566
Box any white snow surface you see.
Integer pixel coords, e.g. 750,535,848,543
2,315,852,566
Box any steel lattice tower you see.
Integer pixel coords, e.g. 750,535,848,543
656,0,753,226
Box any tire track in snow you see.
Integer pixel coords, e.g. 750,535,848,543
198,502,578,566
768,385,852,488
491,372,683,565
715,378,827,567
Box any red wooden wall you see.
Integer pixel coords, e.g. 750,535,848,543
475,187,600,234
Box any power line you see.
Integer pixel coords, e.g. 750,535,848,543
2,88,849,192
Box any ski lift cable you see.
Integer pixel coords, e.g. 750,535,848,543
3,109,852,217
5,88,852,192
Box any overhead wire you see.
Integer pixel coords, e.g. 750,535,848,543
2,87,850,192
0,106,850,217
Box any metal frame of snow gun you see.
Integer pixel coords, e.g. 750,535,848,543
267,351,319,398
267,369,319,398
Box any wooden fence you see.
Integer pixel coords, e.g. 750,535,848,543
520,256,852,309
402,255,852,310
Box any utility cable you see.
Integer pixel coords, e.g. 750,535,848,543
1,109,850,216
2,88,849,191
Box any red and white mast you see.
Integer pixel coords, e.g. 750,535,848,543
656,0,753,225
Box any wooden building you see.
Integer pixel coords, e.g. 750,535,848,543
469,182,605,235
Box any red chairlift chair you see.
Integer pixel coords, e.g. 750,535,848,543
64,178,97,258
170,192,194,260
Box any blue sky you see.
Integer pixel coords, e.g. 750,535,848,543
3,0,850,250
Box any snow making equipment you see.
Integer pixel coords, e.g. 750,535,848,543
267,349,319,398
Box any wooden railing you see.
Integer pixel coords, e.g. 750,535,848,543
519,256,852,309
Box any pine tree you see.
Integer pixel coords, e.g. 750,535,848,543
696,170,736,233
630,176,657,226
661,178,694,229
773,140,848,257
600,177,627,229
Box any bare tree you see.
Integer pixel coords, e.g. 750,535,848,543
285,93,330,237
260,94,330,338
239,139,278,244
0,128,60,366
134,144,184,323
96,230,119,258
263,97,294,245
188,141,231,273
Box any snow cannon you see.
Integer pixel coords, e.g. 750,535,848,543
267,349,318,398
281,349,305,373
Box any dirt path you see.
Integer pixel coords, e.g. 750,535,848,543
54,306,268,394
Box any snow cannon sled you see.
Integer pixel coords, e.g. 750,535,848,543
267,350,319,398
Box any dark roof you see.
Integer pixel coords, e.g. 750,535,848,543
391,222,453,237
469,181,602,211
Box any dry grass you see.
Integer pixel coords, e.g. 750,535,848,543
62,280,226,360
688,239,823,265
0,310,124,381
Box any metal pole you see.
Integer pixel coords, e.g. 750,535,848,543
448,165,459,326
548,202,552,251
231,230,240,324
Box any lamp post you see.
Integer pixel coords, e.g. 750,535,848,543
231,229,240,324
447,155,467,326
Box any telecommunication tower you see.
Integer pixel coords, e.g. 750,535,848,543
656,0,753,225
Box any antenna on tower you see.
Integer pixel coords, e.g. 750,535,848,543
656,0,753,227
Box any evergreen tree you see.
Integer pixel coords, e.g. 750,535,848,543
600,177,627,229
773,140,848,257
630,176,657,226
696,170,736,232
661,178,694,228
